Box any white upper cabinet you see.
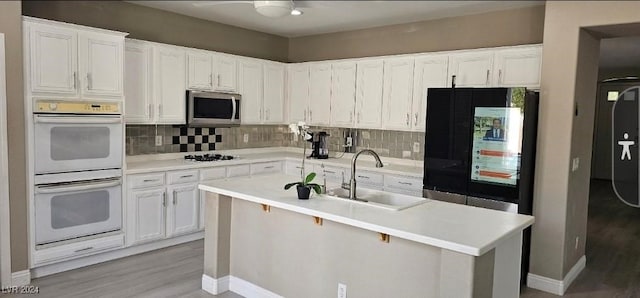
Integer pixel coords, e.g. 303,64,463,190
29,24,78,94
186,51,213,90
448,51,494,87
124,40,153,124
213,54,237,92
239,59,264,124
308,63,331,126
493,46,542,88
26,19,125,99
154,45,186,124
78,32,123,97
382,58,415,131
288,64,310,123
330,62,357,127
412,54,449,131
355,60,384,129
263,62,285,123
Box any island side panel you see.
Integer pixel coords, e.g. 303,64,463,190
492,231,523,297
229,198,443,298
203,193,232,280
439,249,495,298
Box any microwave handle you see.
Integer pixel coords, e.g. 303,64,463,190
35,179,122,194
231,96,237,122
34,115,122,124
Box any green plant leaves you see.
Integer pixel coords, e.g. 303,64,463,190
305,172,316,184
284,182,301,190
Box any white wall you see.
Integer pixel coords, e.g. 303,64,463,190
0,33,12,287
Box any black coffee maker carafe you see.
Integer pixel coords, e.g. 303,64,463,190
309,131,329,159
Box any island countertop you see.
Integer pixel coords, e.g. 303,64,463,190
199,174,534,256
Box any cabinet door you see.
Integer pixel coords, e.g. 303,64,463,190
124,40,153,123
187,51,213,90
154,46,186,124
213,54,237,92
167,183,199,237
382,58,415,131
239,59,264,124
78,32,123,98
412,55,449,132
287,64,310,123
308,64,332,126
330,62,357,127
29,24,78,94
263,63,285,123
130,188,166,245
355,60,384,129
448,51,494,87
493,46,542,88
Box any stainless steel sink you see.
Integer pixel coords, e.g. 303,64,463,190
323,187,428,211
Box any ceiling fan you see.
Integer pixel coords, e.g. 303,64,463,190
192,1,306,18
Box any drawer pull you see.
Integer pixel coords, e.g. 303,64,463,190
179,175,194,178
143,179,159,182
74,247,93,253
398,182,413,186
263,166,274,169
324,170,336,174
357,175,370,179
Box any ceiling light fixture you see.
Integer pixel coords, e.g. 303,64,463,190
254,1,293,18
290,9,303,16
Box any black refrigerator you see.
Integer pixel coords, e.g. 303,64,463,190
422,87,539,285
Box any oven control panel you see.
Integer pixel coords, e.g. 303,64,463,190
35,100,121,114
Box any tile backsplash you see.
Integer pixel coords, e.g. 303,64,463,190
126,124,425,160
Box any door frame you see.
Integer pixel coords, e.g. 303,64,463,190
0,34,12,287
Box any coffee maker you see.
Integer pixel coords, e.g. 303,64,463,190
309,131,329,159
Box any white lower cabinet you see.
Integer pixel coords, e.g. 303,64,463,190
167,183,199,237
130,187,166,245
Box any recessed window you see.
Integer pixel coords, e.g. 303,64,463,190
608,91,619,101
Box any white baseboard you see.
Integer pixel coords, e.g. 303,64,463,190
527,255,586,295
32,232,203,278
202,274,281,298
201,274,229,295
11,270,31,286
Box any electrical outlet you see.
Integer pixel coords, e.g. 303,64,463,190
413,142,420,153
243,133,249,143
155,135,162,146
572,157,580,172
338,283,347,298
346,136,353,148
575,236,579,250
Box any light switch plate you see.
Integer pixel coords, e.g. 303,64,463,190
155,135,162,146
572,157,580,172
413,142,420,153
402,150,412,158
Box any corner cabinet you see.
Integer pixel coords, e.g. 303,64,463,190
493,46,542,88
262,62,285,123
25,18,126,100
287,64,310,123
239,58,264,124
308,63,332,126
153,45,186,124
447,51,494,87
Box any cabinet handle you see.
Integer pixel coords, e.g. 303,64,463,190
358,112,361,123
357,175,370,179
324,170,336,174
486,69,490,85
162,192,166,207
173,190,177,205
217,74,221,86
87,73,92,90
143,179,158,183
148,104,153,118
159,104,163,116
74,247,93,253
406,113,410,126
73,72,77,89
179,175,194,178
349,111,353,122
498,69,502,84
310,110,313,122
264,166,274,169
209,74,213,87
303,110,307,121
398,181,413,186
414,113,418,126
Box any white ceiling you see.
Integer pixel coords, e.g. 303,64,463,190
130,1,544,38
600,36,640,69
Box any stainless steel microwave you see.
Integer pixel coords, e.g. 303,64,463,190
186,90,241,127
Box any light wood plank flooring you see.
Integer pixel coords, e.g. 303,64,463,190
5,240,239,298
8,179,640,297
521,179,640,297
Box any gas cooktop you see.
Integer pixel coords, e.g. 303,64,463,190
184,154,236,162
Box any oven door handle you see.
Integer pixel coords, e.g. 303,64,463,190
231,96,237,122
34,115,122,124
35,179,122,194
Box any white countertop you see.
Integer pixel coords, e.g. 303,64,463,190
199,174,534,256
125,148,423,177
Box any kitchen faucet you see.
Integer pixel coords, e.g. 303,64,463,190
342,149,384,200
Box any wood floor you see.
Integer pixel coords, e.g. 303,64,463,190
521,179,640,298
5,240,239,298
7,179,640,298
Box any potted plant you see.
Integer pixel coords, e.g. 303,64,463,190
284,172,322,200
284,121,321,199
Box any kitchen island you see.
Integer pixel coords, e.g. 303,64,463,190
199,174,534,298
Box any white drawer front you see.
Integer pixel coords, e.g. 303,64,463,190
33,234,124,265
317,165,348,182
128,173,165,189
385,187,423,197
285,161,303,176
353,171,383,186
384,175,422,191
167,170,199,185
251,161,282,175
200,167,226,181
227,164,251,178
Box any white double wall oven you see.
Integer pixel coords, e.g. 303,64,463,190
32,100,124,246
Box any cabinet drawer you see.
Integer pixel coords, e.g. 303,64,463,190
33,233,124,265
200,167,226,181
128,173,165,189
384,175,422,191
353,171,383,186
227,164,251,178
317,165,348,182
251,161,282,175
286,161,306,176
167,170,199,185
